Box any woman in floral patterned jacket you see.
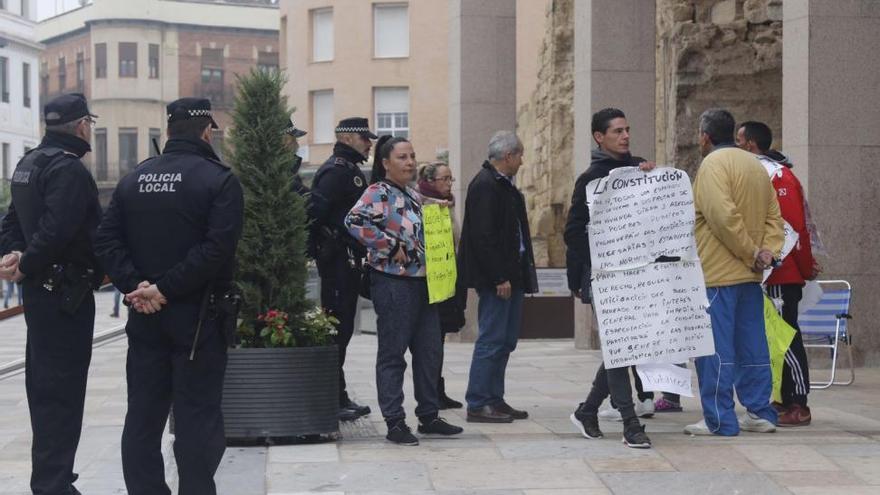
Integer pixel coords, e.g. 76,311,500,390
345,136,464,446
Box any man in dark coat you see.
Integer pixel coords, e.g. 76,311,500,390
95,98,243,494
309,117,377,421
458,130,538,424
0,93,103,495
565,108,654,449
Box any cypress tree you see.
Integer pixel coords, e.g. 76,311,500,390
226,69,309,346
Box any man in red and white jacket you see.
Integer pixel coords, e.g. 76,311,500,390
737,121,819,427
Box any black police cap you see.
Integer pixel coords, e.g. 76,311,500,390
335,117,378,140
167,97,219,129
283,118,307,138
44,93,98,126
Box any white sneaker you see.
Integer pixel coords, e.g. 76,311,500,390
635,398,655,418
597,408,623,421
738,412,776,433
683,419,714,436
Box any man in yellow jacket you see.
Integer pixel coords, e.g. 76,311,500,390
685,108,785,437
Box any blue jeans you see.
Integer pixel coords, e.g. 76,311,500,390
466,288,524,409
695,283,777,435
4,281,22,307
113,290,122,316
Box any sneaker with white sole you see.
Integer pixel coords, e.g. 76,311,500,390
570,411,603,439
738,412,776,433
683,419,715,436
635,398,655,418
622,422,652,449
597,407,623,421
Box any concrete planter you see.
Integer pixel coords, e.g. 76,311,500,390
222,346,339,440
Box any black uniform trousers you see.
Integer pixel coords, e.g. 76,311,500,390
22,283,94,495
121,303,227,495
767,284,811,406
317,255,360,405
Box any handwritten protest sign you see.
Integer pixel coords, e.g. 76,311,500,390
635,363,694,397
593,261,714,368
587,167,715,369
587,168,698,271
423,204,456,303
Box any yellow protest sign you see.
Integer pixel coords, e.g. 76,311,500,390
763,295,797,403
422,204,457,304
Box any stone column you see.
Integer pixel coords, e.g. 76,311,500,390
784,0,880,365
448,0,517,342
571,0,656,349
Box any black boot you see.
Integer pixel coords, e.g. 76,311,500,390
438,377,463,410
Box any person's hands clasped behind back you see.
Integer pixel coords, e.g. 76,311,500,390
125,280,168,314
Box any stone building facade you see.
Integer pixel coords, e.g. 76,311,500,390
516,0,574,269
512,0,879,364
656,0,783,176
517,0,785,268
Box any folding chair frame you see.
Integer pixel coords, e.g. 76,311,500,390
801,280,855,389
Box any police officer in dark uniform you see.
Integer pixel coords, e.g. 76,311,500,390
282,118,309,195
94,98,243,495
309,117,376,421
0,93,102,495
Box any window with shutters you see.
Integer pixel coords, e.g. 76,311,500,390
95,43,107,78
118,128,139,176
200,48,225,104
75,52,84,91
0,57,8,103
374,87,409,138
149,44,159,79
311,8,333,62
22,62,30,108
119,42,137,78
95,129,108,181
57,56,66,91
149,128,161,157
311,90,334,144
257,51,279,73
40,62,48,98
374,4,409,58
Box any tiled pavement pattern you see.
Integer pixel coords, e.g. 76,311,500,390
1,301,879,494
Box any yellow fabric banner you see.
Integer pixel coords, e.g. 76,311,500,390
423,204,457,304
763,295,797,403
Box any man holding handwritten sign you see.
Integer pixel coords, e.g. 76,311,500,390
565,108,656,448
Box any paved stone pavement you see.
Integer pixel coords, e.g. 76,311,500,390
2,308,880,494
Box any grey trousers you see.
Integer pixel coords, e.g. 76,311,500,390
371,273,442,421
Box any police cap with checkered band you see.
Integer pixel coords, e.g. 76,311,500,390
167,97,219,129
283,118,307,138
335,117,378,140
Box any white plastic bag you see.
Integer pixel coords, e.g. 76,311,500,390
798,280,823,316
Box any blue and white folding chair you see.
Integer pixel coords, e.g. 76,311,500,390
798,280,854,389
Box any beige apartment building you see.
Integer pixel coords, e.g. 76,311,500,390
36,0,279,193
280,0,549,167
